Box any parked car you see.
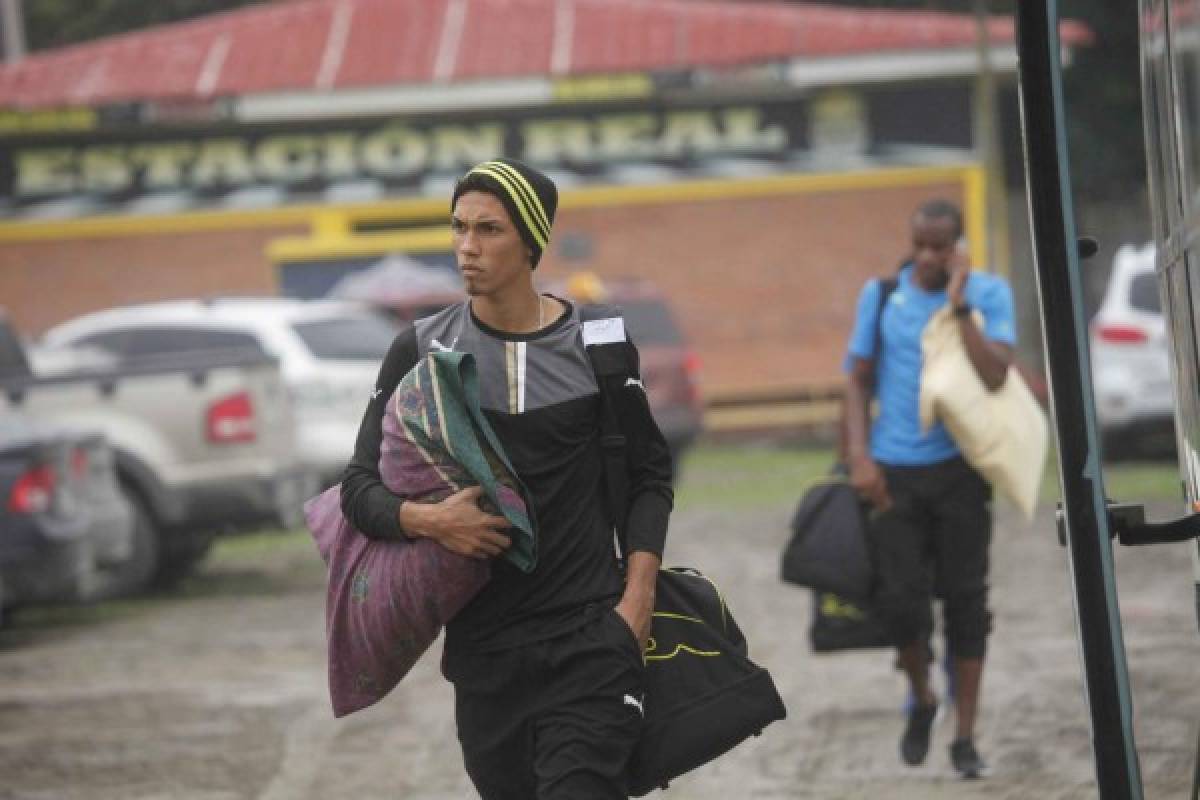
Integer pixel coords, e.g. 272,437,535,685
0,414,137,617
25,342,119,376
538,273,705,475
40,297,402,487
2,308,307,587
1089,242,1176,455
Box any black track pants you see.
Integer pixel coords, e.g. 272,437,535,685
868,457,993,659
444,605,646,800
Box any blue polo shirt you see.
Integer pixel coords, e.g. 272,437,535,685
845,265,1016,466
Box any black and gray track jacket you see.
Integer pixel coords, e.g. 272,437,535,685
339,298,674,655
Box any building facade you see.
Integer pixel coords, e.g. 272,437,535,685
0,0,1089,411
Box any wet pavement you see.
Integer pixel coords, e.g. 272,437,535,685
0,500,1196,799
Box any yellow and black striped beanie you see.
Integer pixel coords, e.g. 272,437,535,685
452,158,558,268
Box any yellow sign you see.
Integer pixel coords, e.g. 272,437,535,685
551,73,654,102
0,107,97,135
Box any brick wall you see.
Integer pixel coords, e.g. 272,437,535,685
2,181,962,399
539,181,964,398
0,224,303,335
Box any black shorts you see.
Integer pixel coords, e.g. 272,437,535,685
868,457,993,659
443,604,646,800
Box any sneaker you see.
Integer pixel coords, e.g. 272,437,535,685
899,701,939,766
949,737,990,779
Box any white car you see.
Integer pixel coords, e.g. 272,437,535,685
1089,243,1176,454
41,297,400,486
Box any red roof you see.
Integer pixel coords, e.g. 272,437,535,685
0,0,1093,110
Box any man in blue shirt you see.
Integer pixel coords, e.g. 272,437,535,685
843,200,1015,780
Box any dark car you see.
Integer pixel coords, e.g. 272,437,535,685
533,274,705,478
0,416,96,617
72,429,141,598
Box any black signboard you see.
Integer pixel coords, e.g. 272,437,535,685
0,86,971,211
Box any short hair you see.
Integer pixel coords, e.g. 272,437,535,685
913,199,963,240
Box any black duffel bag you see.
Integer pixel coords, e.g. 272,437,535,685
809,590,892,653
628,567,787,796
780,467,874,603
581,307,787,794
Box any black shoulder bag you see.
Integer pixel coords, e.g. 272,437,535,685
579,304,787,797
779,278,897,652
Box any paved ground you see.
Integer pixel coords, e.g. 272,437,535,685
0,496,1196,799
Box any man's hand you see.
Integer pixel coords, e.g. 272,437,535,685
849,455,892,512
947,246,971,308
944,246,1015,390
615,550,660,652
399,485,512,559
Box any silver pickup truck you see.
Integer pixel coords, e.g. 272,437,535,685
0,310,311,589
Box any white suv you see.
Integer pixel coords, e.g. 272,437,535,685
41,298,400,486
1089,243,1175,454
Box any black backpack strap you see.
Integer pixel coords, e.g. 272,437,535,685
869,277,898,394
579,302,633,557
839,275,898,463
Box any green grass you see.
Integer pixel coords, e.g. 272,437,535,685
2,595,156,632
4,446,1182,634
1036,437,1185,505
0,527,324,634
176,526,326,597
1059,459,1185,505
674,444,836,510
208,525,317,563
675,443,1186,511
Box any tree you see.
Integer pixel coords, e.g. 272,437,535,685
24,0,268,52
767,1,1145,199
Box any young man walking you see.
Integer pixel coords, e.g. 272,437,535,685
339,158,674,799
842,199,1016,779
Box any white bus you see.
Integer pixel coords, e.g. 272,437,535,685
1016,1,1199,796
1140,0,1200,637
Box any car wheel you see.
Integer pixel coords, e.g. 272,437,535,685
154,532,214,588
96,486,160,599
